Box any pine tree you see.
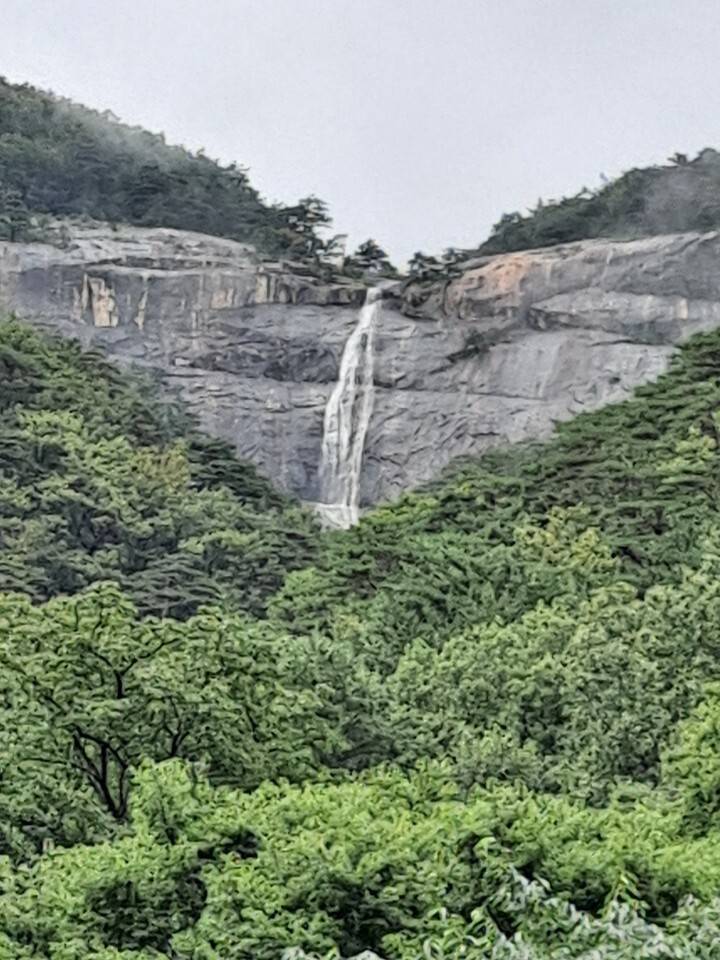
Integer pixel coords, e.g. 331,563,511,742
0,186,30,241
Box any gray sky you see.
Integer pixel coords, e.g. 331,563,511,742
2,0,720,263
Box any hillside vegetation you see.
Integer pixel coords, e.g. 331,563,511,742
3,315,720,958
6,71,720,959
6,74,718,277
0,78,403,276
0,77,333,258
479,148,720,256
0,320,319,619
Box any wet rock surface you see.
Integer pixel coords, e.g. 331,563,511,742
2,223,720,505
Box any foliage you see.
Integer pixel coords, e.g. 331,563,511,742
406,247,467,284
0,584,339,860
6,315,720,953
5,761,720,958
344,239,399,279
290,328,720,619
0,184,30,240
0,77,332,258
479,148,720,255
0,319,319,616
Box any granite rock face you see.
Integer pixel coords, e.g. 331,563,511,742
2,223,720,506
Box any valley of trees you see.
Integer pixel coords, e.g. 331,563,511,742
3,316,720,957
5,77,720,958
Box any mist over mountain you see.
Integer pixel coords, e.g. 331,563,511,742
0,77,336,260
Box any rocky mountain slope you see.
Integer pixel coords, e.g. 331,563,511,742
2,222,720,505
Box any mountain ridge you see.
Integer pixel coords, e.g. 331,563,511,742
3,221,720,508
5,78,720,959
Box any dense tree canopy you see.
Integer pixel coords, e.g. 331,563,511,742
0,320,319,616
0,77,332,258
479,148,720,255
7,72,720,956
0,322,720,960
4,316,720,956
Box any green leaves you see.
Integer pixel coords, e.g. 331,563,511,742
7,272,720,952
0,76,330,258
5,761,720,959
479,148,720,256
0,320,320,616
0,584,339,855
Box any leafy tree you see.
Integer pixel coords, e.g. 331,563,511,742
0,319,319,616
5,760,720,958
344,238,398,278
662,682,720,831
0,185,29,240
0,582,339,855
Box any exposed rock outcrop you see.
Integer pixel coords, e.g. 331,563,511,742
2,223,720,506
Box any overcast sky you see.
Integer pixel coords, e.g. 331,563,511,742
2,0,720,262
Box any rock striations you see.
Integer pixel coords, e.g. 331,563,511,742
3,222,720,510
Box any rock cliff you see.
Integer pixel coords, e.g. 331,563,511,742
2,223,720,507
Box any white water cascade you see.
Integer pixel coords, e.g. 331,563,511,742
315,287,382,528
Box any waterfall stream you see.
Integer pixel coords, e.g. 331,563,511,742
315,287,382,528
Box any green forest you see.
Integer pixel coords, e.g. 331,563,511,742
5,72,720,959
3,313,720,957
7,76,720,279
399,150,720,280
478,149,720,256
0,77,336,260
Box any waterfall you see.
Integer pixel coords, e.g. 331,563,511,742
316,287,382,528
